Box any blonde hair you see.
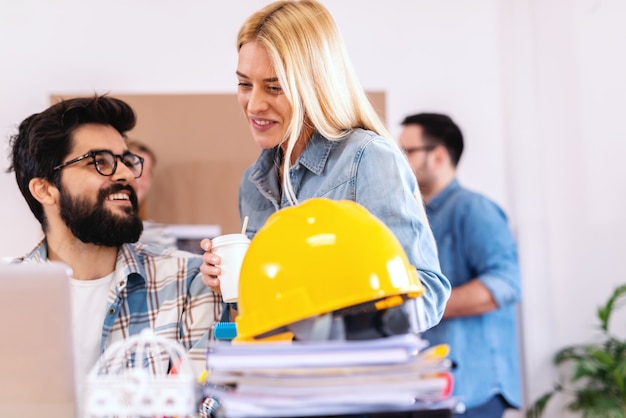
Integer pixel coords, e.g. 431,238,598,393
237,0,393,204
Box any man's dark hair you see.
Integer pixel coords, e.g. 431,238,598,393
400,113,464,167
7,94,136,228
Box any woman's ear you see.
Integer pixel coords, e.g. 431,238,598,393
28,177,58,206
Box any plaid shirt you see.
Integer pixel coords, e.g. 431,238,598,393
15,240,222,376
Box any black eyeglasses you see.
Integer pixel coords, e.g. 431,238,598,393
53,150,144,178
401,145,437,155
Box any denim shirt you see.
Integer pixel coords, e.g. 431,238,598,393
239,129,450,330
422,179,522,409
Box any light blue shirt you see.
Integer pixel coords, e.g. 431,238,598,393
422,179,522,409
239,129,450,330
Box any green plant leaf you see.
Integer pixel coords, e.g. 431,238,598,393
591,349,617,367
527,284,626,417
572,359,602,382
526,390,555,418
599,284,626,332
555,345,595,365
570,387,623,410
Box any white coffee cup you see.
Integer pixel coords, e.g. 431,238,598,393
211,233,251,303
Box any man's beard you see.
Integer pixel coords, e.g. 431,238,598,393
59,184,143,247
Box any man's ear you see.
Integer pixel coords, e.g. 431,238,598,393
28,177,59,206
432,145,450,167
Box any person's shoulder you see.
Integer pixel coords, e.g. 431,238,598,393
140,248,203,281
344,128,386,145
10,240,48,263
452,183,482,201
458,184,501,205
124,244,203,285
452,184,508,217
340,129,398,157
130,243,202,264
242,162,256,177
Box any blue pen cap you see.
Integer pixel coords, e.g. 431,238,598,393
214,322,237,340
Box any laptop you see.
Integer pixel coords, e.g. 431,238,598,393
0,262,77,418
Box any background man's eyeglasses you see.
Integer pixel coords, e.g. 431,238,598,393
53,150,144,178
401,145,437,155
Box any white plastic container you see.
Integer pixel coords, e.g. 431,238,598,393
211,233,250,303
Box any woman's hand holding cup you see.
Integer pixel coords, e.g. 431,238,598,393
200,238,222,294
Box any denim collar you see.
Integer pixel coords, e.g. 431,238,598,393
426,178,460,212
250,131,336,179
298,131,335,175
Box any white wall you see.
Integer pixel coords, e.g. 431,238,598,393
499,1,626,415
1,0,625,415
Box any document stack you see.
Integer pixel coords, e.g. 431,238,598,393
203,333,455,417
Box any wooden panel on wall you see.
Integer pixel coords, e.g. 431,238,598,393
51,93,385,234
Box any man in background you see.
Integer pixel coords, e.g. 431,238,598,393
126,139,177,249
398,113,522,418
8,95,220,401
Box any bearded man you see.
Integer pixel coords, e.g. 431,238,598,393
8,95,220,400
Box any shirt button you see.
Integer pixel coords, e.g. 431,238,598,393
268,190,272,195
108,308,115,315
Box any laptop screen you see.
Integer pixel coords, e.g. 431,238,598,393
0,262,76,418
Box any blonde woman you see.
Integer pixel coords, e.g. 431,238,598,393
201,0,450,334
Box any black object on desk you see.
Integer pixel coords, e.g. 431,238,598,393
205,407,454,418
312,409,453,418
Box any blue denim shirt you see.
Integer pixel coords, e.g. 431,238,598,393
238,129,450,330
422,179,522,409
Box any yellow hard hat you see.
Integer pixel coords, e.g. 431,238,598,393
235,198,425,341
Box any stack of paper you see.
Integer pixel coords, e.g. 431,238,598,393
203,334,455,417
